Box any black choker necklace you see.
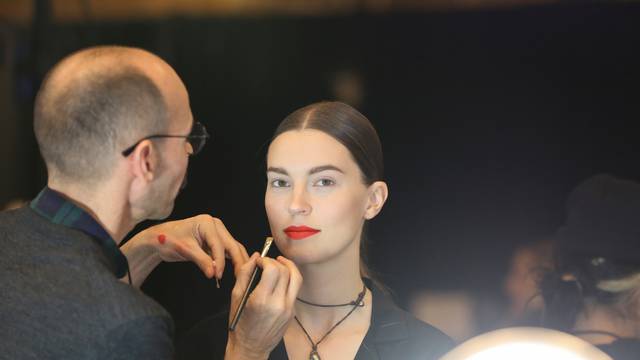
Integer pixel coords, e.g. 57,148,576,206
296,284,366,308
294,285,367,360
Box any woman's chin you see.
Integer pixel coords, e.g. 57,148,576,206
277,246,326,267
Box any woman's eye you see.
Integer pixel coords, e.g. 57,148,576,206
270,179,289,188
314,178,335,187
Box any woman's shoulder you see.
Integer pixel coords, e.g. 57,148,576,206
175,311,229,360
396,306,456,358
403,309,454,344
597,338,640,360
367,286,455,359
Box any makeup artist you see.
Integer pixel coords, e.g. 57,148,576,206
178,102,454,359
0,46,301,360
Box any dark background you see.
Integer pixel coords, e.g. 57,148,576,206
3,1,640,338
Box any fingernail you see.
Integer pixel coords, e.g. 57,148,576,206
211,262,220,288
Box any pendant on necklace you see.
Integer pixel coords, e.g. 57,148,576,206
309,349,321,360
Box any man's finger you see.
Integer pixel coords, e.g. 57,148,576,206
231,252,260,302
213,218,248,277
272,259,290,299
199,216,227,279
253,257,282,297
237,242,250,263
175,241,215,279
277,256,303,307
231,243,250,277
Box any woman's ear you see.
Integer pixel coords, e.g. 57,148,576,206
364,181,388,220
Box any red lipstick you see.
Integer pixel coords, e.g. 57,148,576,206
284,225,320,240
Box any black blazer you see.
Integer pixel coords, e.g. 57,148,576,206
177,281,455,360
597,338,640,360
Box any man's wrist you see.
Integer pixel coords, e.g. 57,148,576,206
123,228,163,267
138,227,165,261
225,338,268,360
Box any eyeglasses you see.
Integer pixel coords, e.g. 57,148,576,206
121,122,210,157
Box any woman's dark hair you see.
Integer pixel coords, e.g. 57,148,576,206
271,101,384,280
273,101,383,185
540,254,640,331
540,253,640,331
540,174,640,331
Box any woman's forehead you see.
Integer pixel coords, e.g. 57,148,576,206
267,129,355,170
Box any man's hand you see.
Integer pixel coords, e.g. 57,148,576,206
121,215,250,287
225,253,302,360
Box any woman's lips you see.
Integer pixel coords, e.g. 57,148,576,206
283,225,321,240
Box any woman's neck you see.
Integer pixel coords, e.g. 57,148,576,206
295,243,367,326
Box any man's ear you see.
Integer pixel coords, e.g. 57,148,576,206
364,181,389,220
129,139,158,184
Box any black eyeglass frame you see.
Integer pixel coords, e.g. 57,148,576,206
121,122,210,157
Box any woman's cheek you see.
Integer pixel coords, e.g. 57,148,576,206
265,198,283,234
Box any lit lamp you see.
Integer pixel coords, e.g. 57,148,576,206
440,327,612,360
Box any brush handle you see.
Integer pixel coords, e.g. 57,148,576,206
229,266,262,330
228,237,273,331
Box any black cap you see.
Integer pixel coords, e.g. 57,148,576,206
556,174,640,265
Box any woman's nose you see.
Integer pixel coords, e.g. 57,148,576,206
288,187,311,216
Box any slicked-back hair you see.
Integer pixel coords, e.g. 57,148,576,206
273,101,384,185
34,60,168,183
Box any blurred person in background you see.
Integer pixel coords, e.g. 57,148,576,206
1,198,27,211
540,174,640,359
502,238,553,326
408,237,554,342
329,68,365,109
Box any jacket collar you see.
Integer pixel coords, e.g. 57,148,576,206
357,279,410,359
271,279,412,360
30,187,129,279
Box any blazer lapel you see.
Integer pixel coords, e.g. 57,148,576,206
357,281,411,360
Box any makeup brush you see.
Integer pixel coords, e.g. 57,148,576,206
229,236,274,331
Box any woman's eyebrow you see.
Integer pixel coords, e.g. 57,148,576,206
267,165,344,175
266,167,288,175
309,165,344,175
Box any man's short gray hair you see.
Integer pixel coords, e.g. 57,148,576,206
34,47,169,183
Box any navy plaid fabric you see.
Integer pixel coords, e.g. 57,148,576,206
30,187,130,279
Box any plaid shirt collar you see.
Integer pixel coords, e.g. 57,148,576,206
30,187,129,279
